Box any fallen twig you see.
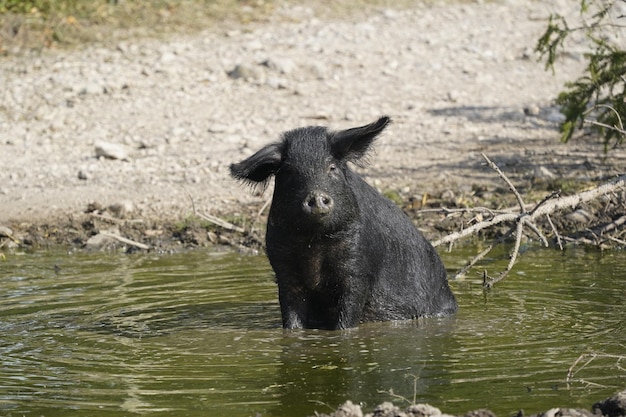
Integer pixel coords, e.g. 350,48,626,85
566,352,625,388
99,231,150,250
195,211,246,234
546,214,563,250
182,187,263,246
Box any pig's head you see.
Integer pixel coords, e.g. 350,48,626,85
230,116,391,233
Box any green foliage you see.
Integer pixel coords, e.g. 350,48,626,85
536,0,626,150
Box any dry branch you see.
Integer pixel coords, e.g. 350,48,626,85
183,187,263,246
434,173,626,248
431,154,626,287
100,231,150,250
566,352,626,388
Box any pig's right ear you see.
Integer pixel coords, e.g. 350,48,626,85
230,142,283,185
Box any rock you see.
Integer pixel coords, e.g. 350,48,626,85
266,77,288,89
464,410,497,417
86,201,105,213
447,90,462,102
524,104,541,116
367,402,402,417
0,225,14,239
440,190,455,201
84,232,116,251
160,51,177,63
95,141,130,161
108,200,134,218
227,64,265,82
335,401,364,417
78,170,89,180
533,165,555,179
593,389,626,417
79,82,103,95
566,209,595,224
407,403,442,417
537,408,593,417
262,57,296,74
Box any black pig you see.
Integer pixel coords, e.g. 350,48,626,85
230,116,457,329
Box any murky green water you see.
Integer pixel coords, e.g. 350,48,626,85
0,246,624,417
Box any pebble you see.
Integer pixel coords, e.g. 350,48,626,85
95,141,130,161
334,400,363,417
0,225,14,238
108,200,134,218
566,209,595,224
524,104,541,116
262,57,297,74
534,165,555,179
84,233,116,251
227,64,265,82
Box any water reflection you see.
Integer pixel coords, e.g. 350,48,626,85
0,248,624,417
272,318,459,416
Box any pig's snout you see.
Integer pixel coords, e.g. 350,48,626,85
303,191,334,216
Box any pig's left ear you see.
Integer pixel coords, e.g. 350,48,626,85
230,142,283,186
330,116,391,163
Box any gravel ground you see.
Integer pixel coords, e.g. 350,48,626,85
1,0,624,249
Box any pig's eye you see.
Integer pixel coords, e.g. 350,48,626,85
328,163,338,173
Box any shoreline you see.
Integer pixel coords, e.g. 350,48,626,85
1,0,625,252
312,388,626,417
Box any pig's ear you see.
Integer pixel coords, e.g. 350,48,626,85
330,116,391,163
230,142,283,185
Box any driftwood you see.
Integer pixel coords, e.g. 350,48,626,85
430,153,626,287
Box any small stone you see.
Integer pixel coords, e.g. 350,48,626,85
335,400,363,417
0,225,14,238
227,64,265,82
538,408,592,417
407,403,442,417
86,201,105,213
566,209,595,224
266,77,288,89
371,402,400,417
78,170,88,180
95,141,129,161
464,410,497,417
534,165,555,179
441,190,455,201
262,57,296,74
524,104,541,116
79,83,103,95
84,233,116,251
160,51,177,63
592,389,626,417
108,200,134,218
447,90,462,102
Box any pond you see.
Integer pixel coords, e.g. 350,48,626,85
0,245,624,417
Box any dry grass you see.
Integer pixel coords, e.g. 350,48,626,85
0,0,437,54
0,0,280,54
